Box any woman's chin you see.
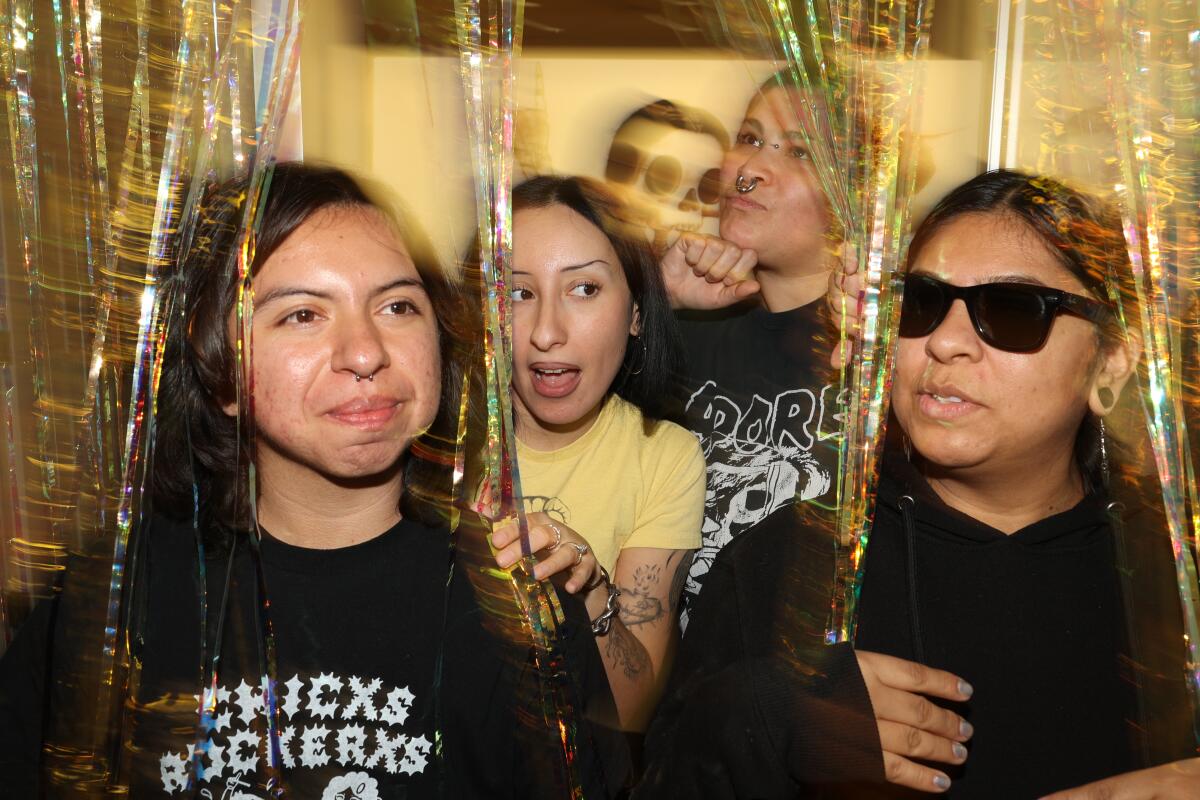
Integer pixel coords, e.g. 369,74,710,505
321,441,409,483
717,217,756,251
908,430,994,473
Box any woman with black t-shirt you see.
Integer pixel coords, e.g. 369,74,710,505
638,171,1200,797
655,71,844,627
0,164,622,798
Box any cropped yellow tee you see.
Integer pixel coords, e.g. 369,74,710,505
516,395,705,573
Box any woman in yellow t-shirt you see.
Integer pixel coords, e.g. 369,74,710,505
489,175,705,731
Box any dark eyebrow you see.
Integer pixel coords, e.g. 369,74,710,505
981,273,1048,287
253,278,426,309
253,286,331,309
372,277,427,296
512,259,611,276
739,118,763,134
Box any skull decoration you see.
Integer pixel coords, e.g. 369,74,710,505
604,100,728,250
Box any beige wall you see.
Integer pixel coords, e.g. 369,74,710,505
298,45,984,267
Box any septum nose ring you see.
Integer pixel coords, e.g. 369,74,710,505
735,175,759,194
353,372,375,383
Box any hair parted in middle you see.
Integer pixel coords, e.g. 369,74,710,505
508,174,685,423
903,168,1135,489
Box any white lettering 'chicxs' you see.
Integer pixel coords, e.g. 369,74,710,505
160,671,431,797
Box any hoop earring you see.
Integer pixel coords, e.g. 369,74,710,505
626,336,646,376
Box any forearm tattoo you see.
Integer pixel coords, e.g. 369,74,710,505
617,564,666,627
616,552,695,626
604,619,650,680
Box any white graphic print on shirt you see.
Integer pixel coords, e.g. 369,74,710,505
682,379,845,626
158,672,430,798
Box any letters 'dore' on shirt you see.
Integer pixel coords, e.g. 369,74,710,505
675,299,843,627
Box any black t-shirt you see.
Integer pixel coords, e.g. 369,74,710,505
0,515,625,798
675,300,842,625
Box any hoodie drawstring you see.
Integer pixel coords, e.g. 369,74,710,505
899,495,926,665
1107,500,1151,768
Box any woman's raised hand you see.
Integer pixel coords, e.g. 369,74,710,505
856,650,974,794
661,232,760,311
491,512,602,595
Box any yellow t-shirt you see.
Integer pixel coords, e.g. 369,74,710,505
516,396,705,573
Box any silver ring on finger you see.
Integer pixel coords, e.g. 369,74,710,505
546,523,563,552
570,542,589,566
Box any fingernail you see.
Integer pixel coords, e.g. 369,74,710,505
932,774,950,791
496,553,511,568
957,679,974,698
959,720,974,739
952,742,967,760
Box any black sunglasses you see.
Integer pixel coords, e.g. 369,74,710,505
898,273,1112,353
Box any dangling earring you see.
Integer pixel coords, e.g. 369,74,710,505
626,336,647,376
1098,416,1111,489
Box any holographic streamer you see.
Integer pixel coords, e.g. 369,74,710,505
825,0,935,645
184,5,302,795
993,0,1200,734
0,0,301,792
1103,0,1200,738
1,1,60,613
186,3,303,793
453,0,584,792
710,0,934,642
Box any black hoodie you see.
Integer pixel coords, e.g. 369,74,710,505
639,453,1193,798
856,457,1131,797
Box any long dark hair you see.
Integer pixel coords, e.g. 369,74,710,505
511,174,684,422
152,162,466,543
905,169,1132,488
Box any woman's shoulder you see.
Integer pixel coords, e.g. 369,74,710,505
617,402,706,487
646,416,703,457
609,397,702,456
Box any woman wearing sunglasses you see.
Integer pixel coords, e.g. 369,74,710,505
635,170,1199,798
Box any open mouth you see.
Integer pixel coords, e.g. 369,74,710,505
531,366,581,399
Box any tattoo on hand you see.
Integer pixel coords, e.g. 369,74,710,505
617,564,665,627
604,621,650,680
